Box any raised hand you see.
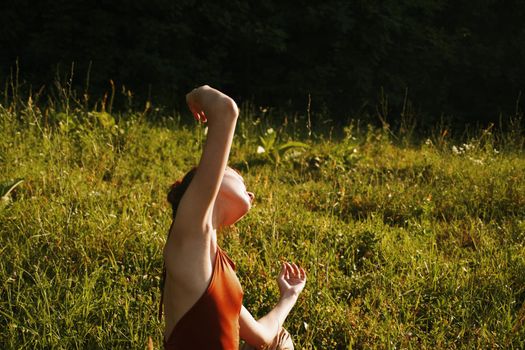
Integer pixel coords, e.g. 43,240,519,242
185,85,238,125
277,262,307,299
186,85,210,122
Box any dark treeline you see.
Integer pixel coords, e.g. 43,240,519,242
1,0,524,126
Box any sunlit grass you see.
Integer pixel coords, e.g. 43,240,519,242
1,99,524,349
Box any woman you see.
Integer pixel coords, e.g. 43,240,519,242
160,85,307,349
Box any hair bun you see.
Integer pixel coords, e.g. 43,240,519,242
167,167,198,219
167,181,183,206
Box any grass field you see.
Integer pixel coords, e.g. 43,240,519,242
1,96,525,349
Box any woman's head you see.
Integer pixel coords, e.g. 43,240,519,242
167,166,254,226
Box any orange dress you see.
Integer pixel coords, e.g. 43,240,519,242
163,247,244,350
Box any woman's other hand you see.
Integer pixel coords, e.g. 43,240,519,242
277,262,307,299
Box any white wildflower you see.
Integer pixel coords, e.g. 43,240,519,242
468,157,484,165
257,146,265,154
463,143,473,151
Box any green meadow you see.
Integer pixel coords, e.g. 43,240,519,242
1,95,525,349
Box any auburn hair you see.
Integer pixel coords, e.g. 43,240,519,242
167,167,197,219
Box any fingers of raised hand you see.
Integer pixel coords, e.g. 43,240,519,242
195,111,207,123
187,102,207,123
186,89,207,123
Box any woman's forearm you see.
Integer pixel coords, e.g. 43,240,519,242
240,263,306,347
256,294,299,344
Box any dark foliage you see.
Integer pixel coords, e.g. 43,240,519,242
1,0,524,125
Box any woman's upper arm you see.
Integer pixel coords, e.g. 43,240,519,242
176,92,239,227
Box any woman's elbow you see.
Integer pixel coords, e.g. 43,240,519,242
218,96,239,119
252,332,276,348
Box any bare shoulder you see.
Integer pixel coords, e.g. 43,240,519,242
163,218,215,288
162,221,216,339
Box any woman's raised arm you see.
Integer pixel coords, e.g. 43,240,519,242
175,85,239,230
